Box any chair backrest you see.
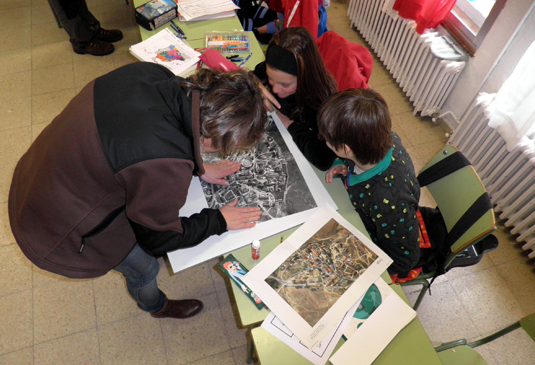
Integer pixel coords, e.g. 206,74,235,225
418,146,496,255
316,31,373,91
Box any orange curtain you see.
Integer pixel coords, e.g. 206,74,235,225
393,0,457,34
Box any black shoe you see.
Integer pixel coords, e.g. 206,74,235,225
94,28,123,43
72,40,114,56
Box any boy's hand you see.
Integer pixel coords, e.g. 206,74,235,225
325,165,348,183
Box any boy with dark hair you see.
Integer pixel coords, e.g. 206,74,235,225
318,88,424,281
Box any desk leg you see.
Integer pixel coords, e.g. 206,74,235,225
246,324,260,364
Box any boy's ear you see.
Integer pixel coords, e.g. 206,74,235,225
343,144,352,156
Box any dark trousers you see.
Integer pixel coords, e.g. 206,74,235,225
48,0,100,46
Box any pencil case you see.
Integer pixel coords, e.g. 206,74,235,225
135,0,177,31
205,31,251,54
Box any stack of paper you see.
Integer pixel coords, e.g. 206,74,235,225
242,204,416,365
176,0,238,22
129,28,201,76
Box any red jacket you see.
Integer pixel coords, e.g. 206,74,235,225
317,31,373,91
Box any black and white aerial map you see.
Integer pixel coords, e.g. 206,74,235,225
200,116,317,222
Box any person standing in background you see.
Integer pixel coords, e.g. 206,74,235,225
48,0,123,56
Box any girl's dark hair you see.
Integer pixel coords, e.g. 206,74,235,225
267,27,337,121
317,89,392,165
183,68,267,156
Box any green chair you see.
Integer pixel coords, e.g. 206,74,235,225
401,145,496,310
435,313,535,364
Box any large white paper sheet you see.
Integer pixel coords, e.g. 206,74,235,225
129,29,201,76
243,204,393,349
167,112,337,273
330,282,416,365
177,0,238,21
261,296,361,365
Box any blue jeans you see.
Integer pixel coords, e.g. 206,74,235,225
113,243,165,313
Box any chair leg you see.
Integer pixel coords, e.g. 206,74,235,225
412,280,430,310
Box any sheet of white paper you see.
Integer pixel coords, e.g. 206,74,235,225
330,287,416,365
129,29,201,76
262,295,362,365
177,0,239,21
167,112,337,273
242,204,393,349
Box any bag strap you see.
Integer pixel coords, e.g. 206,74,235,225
191,89,205,176
417,151,470,187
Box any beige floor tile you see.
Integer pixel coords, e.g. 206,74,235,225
0,162,16,204
482,328,535,365
0,290,33,354
33,279,96,344
0,7,31,30
32,3,57,26
443,254,495,281
161,292,231,364
32,264,77,288
412,280,480,345
98,313,167,365
31,63,75,95
31,41,74,70
31,88,75,125
31,20,68,47
495,257,535,315
0,126,32,164
368,57,396,89
32,122,50,141
0,97,32,131
0,71,31,101
216,286,248,348
0,347,33,365
449,266,525,335
0,26,32,53
0,0,31,10
232,345,250,365
190,350,236,365
0,243,33,297
72,55,116,89
393,111,448,147
93,271,140,326
487,223,524,266
158,261,217,300
0,201,16,246
0,48,31,77
33,329,100,365
374,83,413,116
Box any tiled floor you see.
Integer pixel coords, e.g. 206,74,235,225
1,0,534,364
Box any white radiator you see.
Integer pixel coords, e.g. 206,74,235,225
347,0,466,117
449,99,535,258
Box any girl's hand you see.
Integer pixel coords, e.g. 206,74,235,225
258,83,281,112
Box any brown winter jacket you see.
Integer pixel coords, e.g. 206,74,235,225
8,63,226,279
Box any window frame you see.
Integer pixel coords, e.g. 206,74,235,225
442,0,508,56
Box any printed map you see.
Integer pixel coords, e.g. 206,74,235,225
200,117,316,222
265,218,378,327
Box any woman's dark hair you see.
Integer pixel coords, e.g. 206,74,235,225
317,89,392,165
183,68,267,156
267,27,337,121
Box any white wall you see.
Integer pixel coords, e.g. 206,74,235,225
440,0,535,128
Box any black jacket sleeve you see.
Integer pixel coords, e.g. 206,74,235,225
287,119,337,171
129,208,227,257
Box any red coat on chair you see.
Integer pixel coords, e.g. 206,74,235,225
316,31,373,91
267,0,320,39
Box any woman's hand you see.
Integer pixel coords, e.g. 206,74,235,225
276,110,294,129
200,160,241,186
220,199,262,230
258,83,281,112
325,165,348,183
